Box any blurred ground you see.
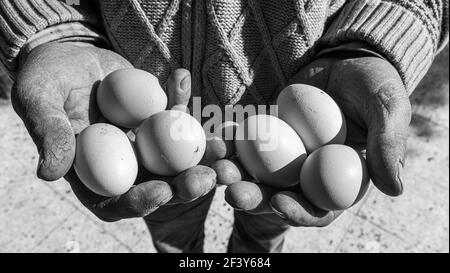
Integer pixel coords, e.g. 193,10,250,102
0,47,448,253
0,66,11,101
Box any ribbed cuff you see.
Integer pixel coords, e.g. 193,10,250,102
320,0,437,95
316,41,387,60
19,22,108,67
0,0,103,78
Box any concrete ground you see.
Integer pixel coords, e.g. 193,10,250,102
0,47,448,253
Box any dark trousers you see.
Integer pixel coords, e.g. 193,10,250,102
144,188,290,253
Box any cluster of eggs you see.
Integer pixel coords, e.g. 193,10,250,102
73,67,369,212
234,84,370,211
74,68,206,197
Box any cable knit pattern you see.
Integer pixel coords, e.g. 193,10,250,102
320,0,448,93
100,0,353,105
1,0,448,104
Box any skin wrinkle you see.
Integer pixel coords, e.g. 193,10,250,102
173,167,216,201
365,75,410,194
12,48,76,180
84,44,108,80
327,57,409,195
40,120,73,173
272,192,339,227
127,182,173,216
370,78,404,118
366,133,405,194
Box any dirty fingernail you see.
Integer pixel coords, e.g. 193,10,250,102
270,203,287,220
396,161,404,193
180,75,191,92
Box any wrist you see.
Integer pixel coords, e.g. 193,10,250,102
19,22,109,70
315,41,387,61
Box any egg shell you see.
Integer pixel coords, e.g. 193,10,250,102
97,68,168,128
299,144,370,211
235,115,307,188
136,110,206,176
277,84,347,153
74,123,138,197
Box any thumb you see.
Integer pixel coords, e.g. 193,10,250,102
166,68,191,110
326,57,412,197
11,78,75,181
365,78,411,196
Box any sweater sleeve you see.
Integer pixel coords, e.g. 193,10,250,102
0,0,106,79
320,0,449,94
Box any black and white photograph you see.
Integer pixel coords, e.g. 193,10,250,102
0,0,448,258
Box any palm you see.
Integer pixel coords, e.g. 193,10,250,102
291,57,372,152
292,56,411,195
13,42,217,222
225,53,412,227
59,46,132,134
64,86,99,134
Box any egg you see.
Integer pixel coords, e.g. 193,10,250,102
97,68,168,128
300,144,370,211
136,110,206,176
277,84,347,153
74,123,138,197
235,115,307,188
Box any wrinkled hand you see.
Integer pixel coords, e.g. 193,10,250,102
222,45,412,227
12,42,216,222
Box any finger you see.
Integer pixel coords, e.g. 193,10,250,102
11,76,75,181
345,118,368,155
166,68,191,109
65,169,173,221
200,137,234,166
325,57,411,196
170,165,217,202
134,165,187,206
200,122,237,166
365,75,412,196
224,181,277,214
211,158,250,186
270,191,342,227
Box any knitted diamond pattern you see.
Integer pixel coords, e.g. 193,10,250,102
101,0,336,106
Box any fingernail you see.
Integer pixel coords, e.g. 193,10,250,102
180,75,191,92
38,156,44,170
270,203,287,220
37,154,45,178
172,104,189,113
396,161,404,193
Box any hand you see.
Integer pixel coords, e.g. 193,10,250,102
222,45,412,227
12,42,216,222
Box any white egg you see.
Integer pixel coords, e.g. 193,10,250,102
74,123,138,197
235,114,307,188
277,84,347,153
97,68,167,128
136,110,206,176
300,144,370,211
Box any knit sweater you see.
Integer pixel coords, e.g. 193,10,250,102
0,0,448,106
